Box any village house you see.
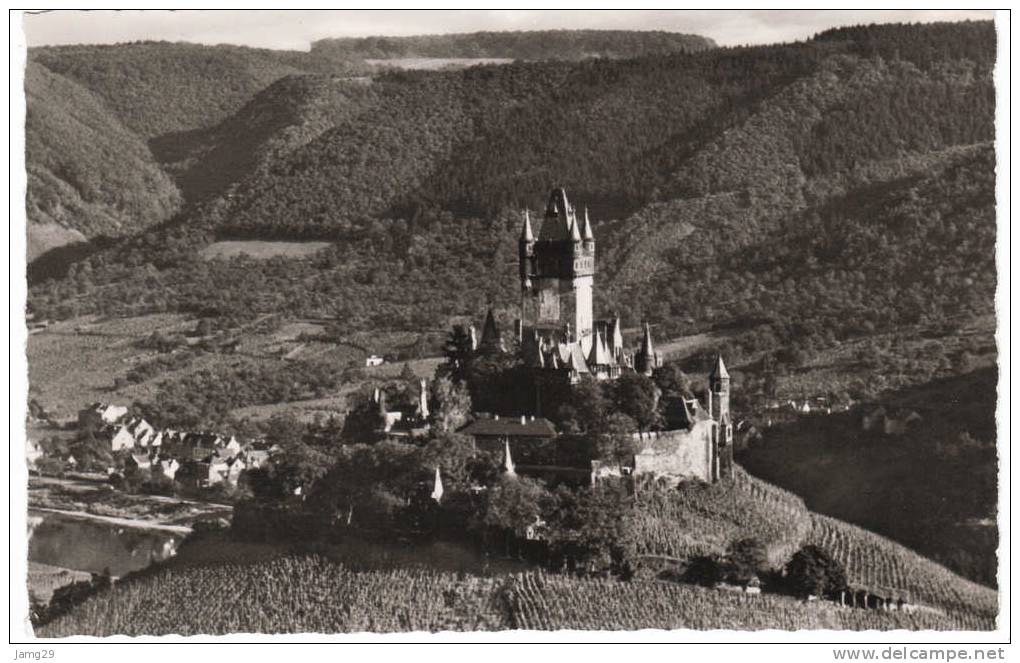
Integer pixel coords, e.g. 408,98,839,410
78,402,128,430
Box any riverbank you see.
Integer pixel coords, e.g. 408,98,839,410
29,475,233,529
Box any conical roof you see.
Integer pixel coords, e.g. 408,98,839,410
481,309,501,347
710,354,730,380
611,314,624,353
503,440,516,475
520,210,535,242
540,188,572,240
641,321,655,355
581,207,594,241
587,328,613,366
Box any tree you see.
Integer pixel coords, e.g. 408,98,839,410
611,372,661,431
482,475,554,537
341,394,386,444
419,431,476,490
684,555,725,587
429,376,471,432
726,537,769,582
438,324,475,384
593,412,640,465
785,544,848,597
652,362,693,398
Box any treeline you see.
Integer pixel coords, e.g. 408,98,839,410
311,29,716,61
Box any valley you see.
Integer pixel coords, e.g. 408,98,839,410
20,20,1000,636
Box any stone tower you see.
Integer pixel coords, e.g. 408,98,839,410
709,354,733,480
634,321,661,376
519,188,596,353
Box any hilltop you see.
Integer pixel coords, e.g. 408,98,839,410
311,29,715,61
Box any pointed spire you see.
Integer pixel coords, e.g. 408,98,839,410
710,354,730,381
431,466,444,503
521,210,535,242
582,207,594,241
641,321,655,356
503,440,516,476
588,327,612,367
481,309,502,351
635,321,659,376
611,314,624,354
569,213,582,241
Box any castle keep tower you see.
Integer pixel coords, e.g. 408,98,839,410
519,188,596,353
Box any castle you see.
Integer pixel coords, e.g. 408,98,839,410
461,187,733,483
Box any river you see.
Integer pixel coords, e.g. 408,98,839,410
28,509,183,578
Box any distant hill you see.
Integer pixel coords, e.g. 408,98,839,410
311,29,716,61
27,22,996,358
28,42,357,137
24,61,182,260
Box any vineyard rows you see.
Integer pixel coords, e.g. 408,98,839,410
502,573,982,631
38,553,994,637
808,514,997,627
629,466,811,566
39,555,510,636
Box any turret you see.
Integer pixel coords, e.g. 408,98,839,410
634,321,661,376
709,354,731,420
708,354,733,481
480,309,503,352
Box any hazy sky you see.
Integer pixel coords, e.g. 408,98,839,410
21,9,994,51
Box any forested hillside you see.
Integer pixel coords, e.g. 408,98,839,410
28,42,356,137
23,30,715,254
24,62,182,260
311,30,715,61
28,21,996,362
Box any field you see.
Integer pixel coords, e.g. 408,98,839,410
630,467,810,567
36,552,993,637
198,241,333,261
26,314,196,421
363,57,514,70
25,313,446,426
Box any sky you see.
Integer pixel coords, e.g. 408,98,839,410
21,9,994,51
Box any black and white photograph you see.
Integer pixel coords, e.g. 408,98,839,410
10,7,1009,645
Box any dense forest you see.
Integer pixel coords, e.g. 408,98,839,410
27,22,996,358
310,30,715,60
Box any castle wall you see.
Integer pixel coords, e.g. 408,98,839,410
632,420,715,483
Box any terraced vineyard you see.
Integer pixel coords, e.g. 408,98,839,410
38,551,995,636
629,466,811,566
37,556,510,636
503,573,985,631
808,514,998,628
